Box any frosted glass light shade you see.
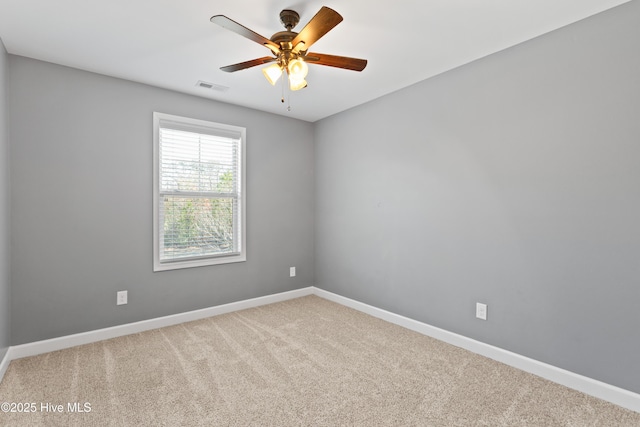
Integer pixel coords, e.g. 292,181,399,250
289,77,307,91
262,63,283,85
287,59,309,81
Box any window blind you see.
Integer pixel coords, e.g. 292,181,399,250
157,118,243,263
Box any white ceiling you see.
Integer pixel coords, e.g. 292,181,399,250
0,0,631,122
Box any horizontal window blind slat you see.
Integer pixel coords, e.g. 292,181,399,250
159,191,238,198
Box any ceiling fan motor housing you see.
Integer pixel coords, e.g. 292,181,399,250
279,9,300,31
271,31,297,64
273,9,302,64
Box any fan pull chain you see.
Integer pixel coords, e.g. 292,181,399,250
281,74,285,104
280,73,292,111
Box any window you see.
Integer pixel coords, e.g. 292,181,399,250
153,112,246,271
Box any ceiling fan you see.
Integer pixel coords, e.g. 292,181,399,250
210,6,367,92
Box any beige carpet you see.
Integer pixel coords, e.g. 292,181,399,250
0,295,638,426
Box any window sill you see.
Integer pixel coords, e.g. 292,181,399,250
153,253,246,272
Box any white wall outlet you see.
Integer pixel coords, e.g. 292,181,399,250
117,290,128,306
289,267,296,277
476,302,487,320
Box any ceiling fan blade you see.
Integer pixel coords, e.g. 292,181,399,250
304,53,367,71
211,15,280,54
220,56,277,73
291,7,343,53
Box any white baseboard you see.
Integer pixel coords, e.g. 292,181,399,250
0,348,10,382
313,287,640,414
1,285,638,414
6,287,314,361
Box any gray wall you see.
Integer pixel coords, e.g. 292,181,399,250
315,1,640,393
0,39,10,361
9,56,314,345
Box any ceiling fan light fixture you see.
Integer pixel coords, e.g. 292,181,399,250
262,63,283,85
289,77,308,91
287,58,309,81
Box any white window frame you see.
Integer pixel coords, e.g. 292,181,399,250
153,112,246,271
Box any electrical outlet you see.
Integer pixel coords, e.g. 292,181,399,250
476,302,487,320
117,290,128,306
289,267,296,277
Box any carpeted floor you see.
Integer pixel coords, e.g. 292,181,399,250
0,295,639,426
